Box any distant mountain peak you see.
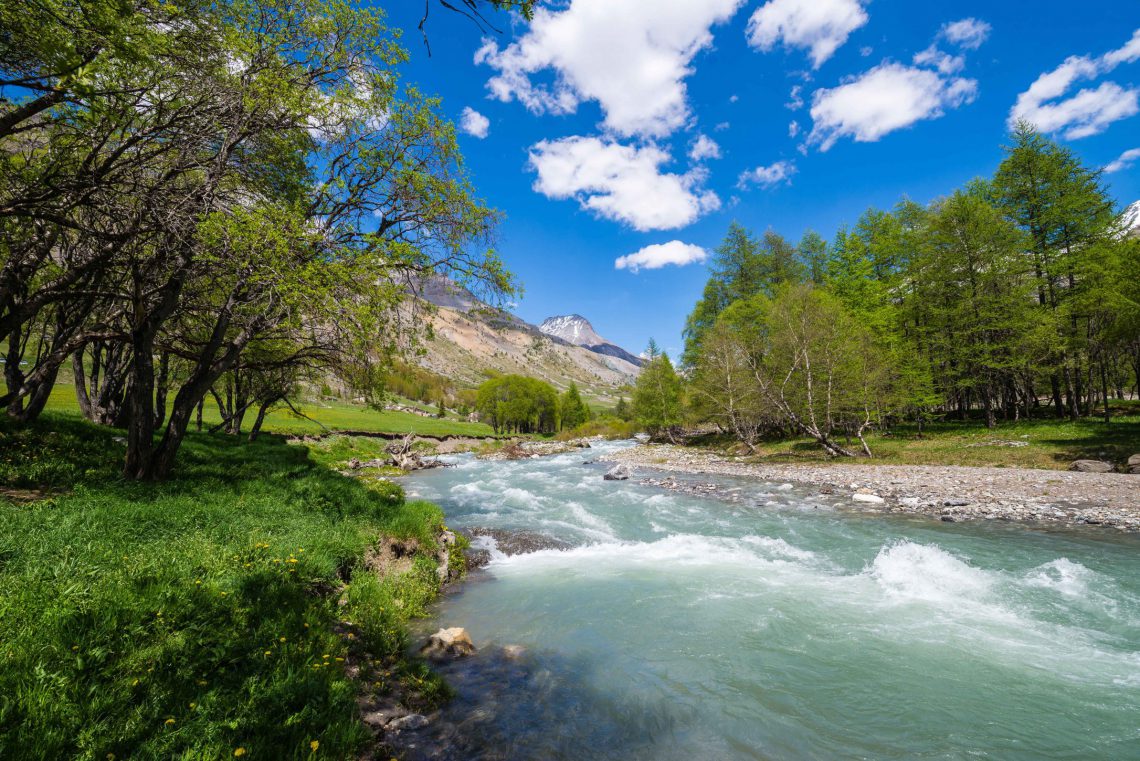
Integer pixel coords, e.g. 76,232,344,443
1124,200,1140,238
540,314,643,367
539,314,605,347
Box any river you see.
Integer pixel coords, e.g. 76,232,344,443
401,440,1140,760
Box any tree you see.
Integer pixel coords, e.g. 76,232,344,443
475,374,558,434
909,184,1038,428
558,382,590,431
994,122,1116,419
1,0,514,479
632,344,683,441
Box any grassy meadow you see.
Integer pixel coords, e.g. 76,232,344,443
33,381,495,438
0,412,457,760
710,405,1140,470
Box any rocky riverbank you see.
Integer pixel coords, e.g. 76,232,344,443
601,444,1140,532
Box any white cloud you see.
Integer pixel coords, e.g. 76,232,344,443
528,136,720,231
942,18,991,50
1105,147,1140,173
860,46,873,57
475,0,746,138
615,241,708,272
738,160,797,189
689,134,722,161
1010,29,1140,139
914,45,965,75
459,107,490,138
807,63,977,151
788,120,800,137
714,121,731,131
729,94,740,103
746,0,869,69
786,84,804,110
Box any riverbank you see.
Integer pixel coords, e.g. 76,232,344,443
0,413,458,760
602,443,1140,532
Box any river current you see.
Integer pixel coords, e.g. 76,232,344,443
401,440,1140,760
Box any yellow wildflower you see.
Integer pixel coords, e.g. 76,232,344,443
234,749,246,757
279,637,286,642
310,740,319,752
164,718,175,727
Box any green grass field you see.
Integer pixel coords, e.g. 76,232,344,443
719,409,1140,470
0,412,456,760
34,382,495,438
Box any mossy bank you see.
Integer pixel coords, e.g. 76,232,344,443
0,413,461,760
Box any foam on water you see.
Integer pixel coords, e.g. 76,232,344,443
402,443,1140,760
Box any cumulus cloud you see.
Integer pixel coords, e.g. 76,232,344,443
913,45,965,75
689,134,722,161
807,63,977,151
528,136,720,231
941,18,991,50
1010,28,1140,139
788,120,800,137
1105,147,1140,173
738,160,797,189
615,241,709,272
746,0,869,69
475,0,745,138
459,107,490,138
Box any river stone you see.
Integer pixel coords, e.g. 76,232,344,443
604,464,631,481
1128,454,1140,474
1069,459,1113,473
420,627,476,660
387,713,429,732
852,493,885,504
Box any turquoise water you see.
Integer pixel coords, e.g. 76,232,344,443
403,441,1140,760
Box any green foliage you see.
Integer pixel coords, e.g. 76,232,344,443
474,374,559,434
0,414,451,760
558,382,591,430
632,346,683,440
683,123,1139,450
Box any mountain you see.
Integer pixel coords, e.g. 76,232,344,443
1123,200,1140,239
410,279,641,404
539,315,645,368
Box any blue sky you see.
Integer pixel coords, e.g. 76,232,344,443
383,0,1140,358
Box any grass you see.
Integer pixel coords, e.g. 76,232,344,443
34,382,495,438
712,408,1140,470
0,412,457,760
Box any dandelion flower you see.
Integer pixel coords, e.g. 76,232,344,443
310,740,319,752
279,637,286,642
164,718,175,726
234,749,246,757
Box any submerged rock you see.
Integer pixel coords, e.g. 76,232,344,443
852,493,885,504
604,464,631,481
421,627,476,660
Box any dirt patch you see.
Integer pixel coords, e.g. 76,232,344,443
364,537,421,578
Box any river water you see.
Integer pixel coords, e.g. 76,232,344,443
401,441,1140,760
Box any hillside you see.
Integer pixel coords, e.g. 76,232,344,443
412,279,640,405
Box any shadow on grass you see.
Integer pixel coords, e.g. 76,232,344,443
0,412,447,760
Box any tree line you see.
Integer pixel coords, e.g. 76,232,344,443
1,0,522,478
631,125,1140,456
474,374,591,434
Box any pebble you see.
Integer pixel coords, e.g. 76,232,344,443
604,444,1140,533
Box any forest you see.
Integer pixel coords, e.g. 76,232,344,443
631,125,1140,456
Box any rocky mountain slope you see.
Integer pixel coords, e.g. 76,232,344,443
411,279,640,404
539,315,644,368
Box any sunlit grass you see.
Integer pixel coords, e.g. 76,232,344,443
0,413,450,760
